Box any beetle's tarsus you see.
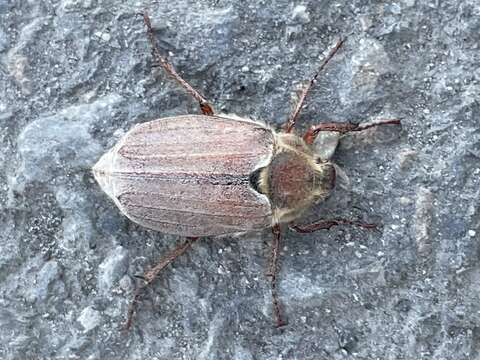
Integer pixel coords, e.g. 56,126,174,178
268,225,286,327
284,38,346,133
124,237,198,330
142,12,215,116
124,286,142,330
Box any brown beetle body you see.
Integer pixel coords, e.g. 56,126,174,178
94,13,401,329
93,114,335,237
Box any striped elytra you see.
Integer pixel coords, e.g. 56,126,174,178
93,114,336,237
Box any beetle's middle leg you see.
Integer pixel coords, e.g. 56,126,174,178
266,224,287,327
125,236,198,329
303,119,401,144
142,12,215,116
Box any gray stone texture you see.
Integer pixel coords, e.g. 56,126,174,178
0,0,479,359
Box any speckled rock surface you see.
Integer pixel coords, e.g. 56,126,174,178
1,1,479,359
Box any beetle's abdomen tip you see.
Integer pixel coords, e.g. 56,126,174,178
92,150,115,200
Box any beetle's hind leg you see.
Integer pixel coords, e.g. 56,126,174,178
125,237,198,330
141,12,214,116
303,118,401,144
266,225,287,327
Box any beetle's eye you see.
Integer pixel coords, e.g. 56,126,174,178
249,167,266,195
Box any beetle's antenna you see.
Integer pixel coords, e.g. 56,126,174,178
142,12,215,116
284,39,345,133
267,225,287,327
125,237,198,330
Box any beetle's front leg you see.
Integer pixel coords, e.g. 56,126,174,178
289,219,378,233
303,119,401,144
266,225,287,327
125,237,199,330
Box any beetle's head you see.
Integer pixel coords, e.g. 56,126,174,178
253,133,336,224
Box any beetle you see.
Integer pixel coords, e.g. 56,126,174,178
93,12,401,328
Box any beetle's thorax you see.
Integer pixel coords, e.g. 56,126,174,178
256,133,336,225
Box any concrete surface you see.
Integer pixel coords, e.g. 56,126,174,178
0,0,479,359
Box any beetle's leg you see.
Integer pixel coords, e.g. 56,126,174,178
283,39,345,133
125,237,198,330
303,118,401,145
289,218,378,233
142,12,215,116
266,225,287,327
